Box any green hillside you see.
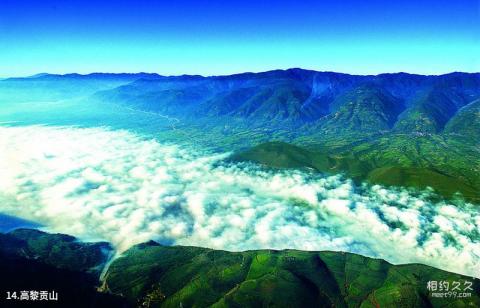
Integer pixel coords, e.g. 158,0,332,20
444,99,480,139
230,141,332,171
322,85,404,132
1,229,479,307
231,137,480,203
104,241,480,307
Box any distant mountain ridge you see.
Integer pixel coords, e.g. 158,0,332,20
0,72,163,103
83,69,480,133
1,68,479,201
3,69,480,126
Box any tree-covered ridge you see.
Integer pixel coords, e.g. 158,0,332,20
1,229,478,307
231,135,480,203
105,241,480,308
87,70,480,129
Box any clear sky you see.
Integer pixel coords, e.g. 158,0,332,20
0,0,479,77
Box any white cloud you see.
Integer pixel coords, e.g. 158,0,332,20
0,125,479,278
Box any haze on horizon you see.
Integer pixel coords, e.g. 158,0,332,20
0,0,479,78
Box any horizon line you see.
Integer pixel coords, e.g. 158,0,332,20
1,67,480,80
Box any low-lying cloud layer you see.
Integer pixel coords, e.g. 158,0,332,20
0,125,479,277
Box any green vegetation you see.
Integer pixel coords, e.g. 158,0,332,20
394,89,457,133
1,229,479,307
105,241,480,307
322,84,404,132
231,134,480,203
444,99,480,139
230,141,332,171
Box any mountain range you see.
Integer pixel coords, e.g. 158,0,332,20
92,69,479,131
3,69,479,132
1,69,478,202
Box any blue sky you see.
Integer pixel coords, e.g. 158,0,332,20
0,0,479,77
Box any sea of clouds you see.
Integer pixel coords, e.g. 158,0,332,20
0,125,479,278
